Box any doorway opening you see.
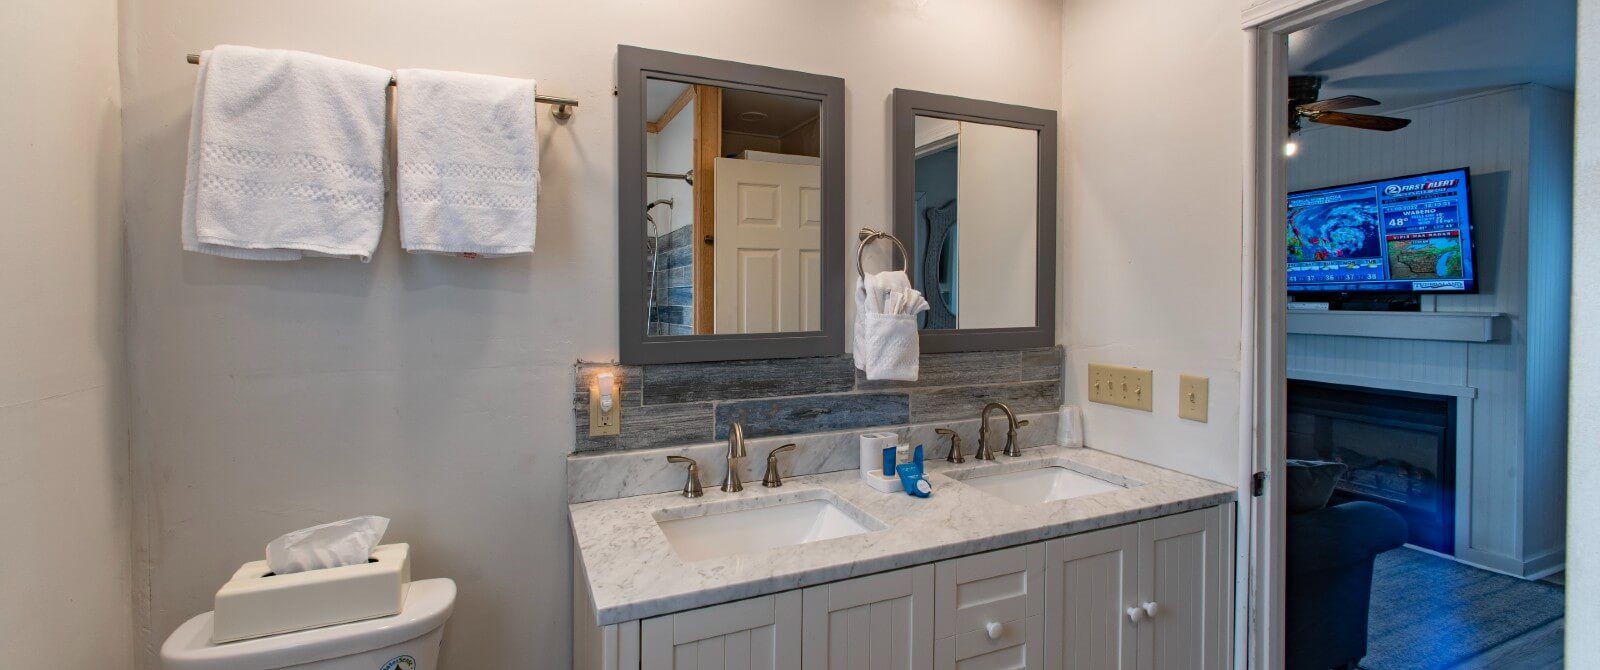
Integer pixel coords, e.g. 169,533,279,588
1245,0,1575,667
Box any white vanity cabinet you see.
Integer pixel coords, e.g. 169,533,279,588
1045,506,1233,670
934,544,1047,669
801,564,935,669
641,591,804,670
591,504,1234,670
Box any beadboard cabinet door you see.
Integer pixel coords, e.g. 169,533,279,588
641,591,803,670
1138,506,1231,670
1044,524,1140,670
1043,506,1233,670
801,564,936,670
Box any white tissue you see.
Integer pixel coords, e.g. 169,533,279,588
265,516,390,575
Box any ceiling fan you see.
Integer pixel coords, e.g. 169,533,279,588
1288,75,1412,134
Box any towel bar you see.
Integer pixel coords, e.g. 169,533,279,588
857,227,909,279
185,53,579,120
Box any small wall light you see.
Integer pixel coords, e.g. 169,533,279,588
1284,140,1299,157
596,372,615,412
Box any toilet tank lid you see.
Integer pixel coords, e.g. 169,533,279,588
161,578,456,670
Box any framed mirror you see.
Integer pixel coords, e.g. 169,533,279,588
618,46,845,364
891,89,1057,353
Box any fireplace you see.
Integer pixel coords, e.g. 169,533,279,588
1287,380,1457,554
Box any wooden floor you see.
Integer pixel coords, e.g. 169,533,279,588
1361,570,1566,670
1451,617,1564,669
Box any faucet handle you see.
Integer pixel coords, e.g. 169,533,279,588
666,455,703,498
1003,418,1030,458
935,428,965,464
763,443,797,488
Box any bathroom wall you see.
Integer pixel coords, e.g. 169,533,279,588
117,1,1064,667
1059,0,1246,484
0,0,132,667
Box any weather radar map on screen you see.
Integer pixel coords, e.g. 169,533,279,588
1287,168,1476,294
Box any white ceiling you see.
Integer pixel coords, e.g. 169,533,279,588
1289,0,1575,113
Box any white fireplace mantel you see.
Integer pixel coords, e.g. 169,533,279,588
1285,310,1506,342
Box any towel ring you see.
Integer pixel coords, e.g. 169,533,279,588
856,228,910,280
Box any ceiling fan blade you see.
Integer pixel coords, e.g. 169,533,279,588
1297,95,1381,113
1309,111,1412,132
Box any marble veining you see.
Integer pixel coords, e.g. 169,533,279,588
569,444,1236,626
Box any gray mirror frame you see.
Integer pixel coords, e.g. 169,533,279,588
891,88,1057,353
618,45,846,365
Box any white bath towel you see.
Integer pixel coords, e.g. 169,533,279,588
395,68,538,257
182,47,392,261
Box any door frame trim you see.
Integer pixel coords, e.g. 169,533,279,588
1236,1,1393,667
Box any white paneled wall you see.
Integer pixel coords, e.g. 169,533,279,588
1287,85,1572,577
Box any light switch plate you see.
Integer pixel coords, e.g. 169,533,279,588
1178,374,1209,422
1088,363,1154,412
589,390,620,437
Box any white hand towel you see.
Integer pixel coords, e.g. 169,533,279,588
396,68,538,257
182,47,392,261
859,311,921,381
853,270,927,380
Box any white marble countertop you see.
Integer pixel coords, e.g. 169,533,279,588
569,445,1236,626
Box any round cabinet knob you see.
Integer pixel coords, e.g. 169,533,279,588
1142,602,1160,618
1126,606,1147,624
985,621,1004,640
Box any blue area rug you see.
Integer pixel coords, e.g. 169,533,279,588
1360,547,1564,670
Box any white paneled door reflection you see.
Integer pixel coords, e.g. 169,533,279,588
713,157,823,334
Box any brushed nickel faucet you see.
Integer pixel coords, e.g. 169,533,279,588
665,455,703,498
722,423,748,492
936,428,965,463
762,443,797,487
977,402,1031,459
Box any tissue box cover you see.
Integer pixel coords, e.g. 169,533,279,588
212,543,410,643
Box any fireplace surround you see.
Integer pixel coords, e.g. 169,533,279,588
1287,380,1458,554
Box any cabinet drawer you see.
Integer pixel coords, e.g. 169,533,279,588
934,615,1044,670
934,544,1045,639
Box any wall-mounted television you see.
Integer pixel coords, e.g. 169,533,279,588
1287,167,1476,296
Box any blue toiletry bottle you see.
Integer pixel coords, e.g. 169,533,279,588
897,445,932,497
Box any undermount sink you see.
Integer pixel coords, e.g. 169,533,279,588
654,492,884,563
951,464,1126,506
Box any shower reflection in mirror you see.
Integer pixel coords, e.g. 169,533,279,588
642,78,824,336
910,116,1038,330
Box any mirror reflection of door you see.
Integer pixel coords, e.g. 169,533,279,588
911,116,1038,330
643,78,823,336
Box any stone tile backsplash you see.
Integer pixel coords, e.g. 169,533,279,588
573,345,1063,452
